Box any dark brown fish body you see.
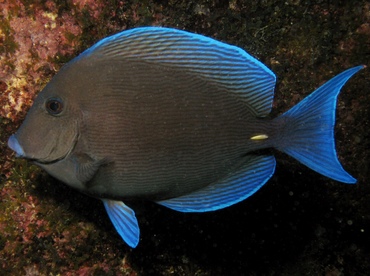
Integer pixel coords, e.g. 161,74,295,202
38,57,274,201
8,27,362,247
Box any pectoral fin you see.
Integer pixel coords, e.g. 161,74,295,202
102,199,140,248
74,153,109,183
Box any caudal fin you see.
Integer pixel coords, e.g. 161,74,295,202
275,65,364,183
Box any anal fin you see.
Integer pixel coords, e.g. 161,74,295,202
158,155,276,212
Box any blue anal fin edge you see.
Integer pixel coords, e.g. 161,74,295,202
158,155,276,212
276,65,365,184
102,199,140,248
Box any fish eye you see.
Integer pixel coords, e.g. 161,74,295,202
45,98,64,115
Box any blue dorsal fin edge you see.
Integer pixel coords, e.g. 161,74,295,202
82,27,276,117
102,199,140,248
158,155,276,212
275,65,365,183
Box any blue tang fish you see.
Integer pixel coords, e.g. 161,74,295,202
7,27,363,247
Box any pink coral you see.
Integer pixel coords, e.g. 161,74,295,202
0,0,82,122
72,0,105,20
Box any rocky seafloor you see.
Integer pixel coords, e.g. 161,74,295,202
0,0,369,275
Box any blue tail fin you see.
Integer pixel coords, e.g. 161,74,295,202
275,65,364,183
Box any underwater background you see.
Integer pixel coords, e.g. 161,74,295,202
0,0,369,275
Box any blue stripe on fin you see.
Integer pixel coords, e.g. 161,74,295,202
102,199,140,248
83,27,276,117
157,155,276,212
276,65,365,183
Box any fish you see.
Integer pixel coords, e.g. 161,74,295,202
7,27,363,248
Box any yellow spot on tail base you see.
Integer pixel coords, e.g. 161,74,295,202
250,134,269,140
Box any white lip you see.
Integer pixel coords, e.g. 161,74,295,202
8,135,25,157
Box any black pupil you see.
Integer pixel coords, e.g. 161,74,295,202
47,99,63,114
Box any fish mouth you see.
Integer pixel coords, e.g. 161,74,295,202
33,153,69,165
7,133,78,165
8,135,25,157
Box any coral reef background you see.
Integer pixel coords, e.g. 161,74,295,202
0,0,369,275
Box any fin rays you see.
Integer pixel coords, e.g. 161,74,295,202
85,27,276,117
158,155,276,212
276,66,364,183
102,199,140,248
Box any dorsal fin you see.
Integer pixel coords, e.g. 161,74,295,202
82,27,276,117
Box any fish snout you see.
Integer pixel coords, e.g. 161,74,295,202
8,135,25,157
